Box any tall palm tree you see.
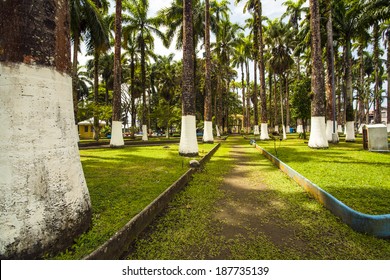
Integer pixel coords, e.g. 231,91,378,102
333,0,363,142
236,0,269,139
0,0,91,259
179,0,198,156
203,0,214,143
70,0,109,124
325,0,339,143
110,0,124,147
123,0,165,141
308,0,328,148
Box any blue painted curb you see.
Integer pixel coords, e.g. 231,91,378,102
254,144,390,238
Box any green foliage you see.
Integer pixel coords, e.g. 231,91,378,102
290,76,311,124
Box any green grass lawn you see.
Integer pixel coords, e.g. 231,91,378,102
253,133,390,215
50,143,215,259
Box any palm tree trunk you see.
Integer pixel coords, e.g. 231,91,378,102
179,0,198,156
257,0,270,140
325,5,338,143
0,0,91,259
72,31,80,125
110,0,124,147
387,29,390,132
245,59,251,133
203,0,214,143
345,36,355,141
253,60,260,135
373,23,381,124
93,50,101,141
308,0,328,148
241,63,246,133
141,38,148,141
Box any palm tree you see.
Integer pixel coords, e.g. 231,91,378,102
123,0,165,141
333,0,364,142
0,0,91,259
203,0,214,143
179,0,198,156
110,0,124,147
307,0,328,148
325,0,339,143
236,0,269,139
70,0,109,123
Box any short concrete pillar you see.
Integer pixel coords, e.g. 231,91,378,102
366,124,389,152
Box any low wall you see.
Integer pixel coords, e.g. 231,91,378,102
84,143,221,259
254,144,390,238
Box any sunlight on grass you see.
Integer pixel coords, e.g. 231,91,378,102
256,134,390,215
50,143,215,259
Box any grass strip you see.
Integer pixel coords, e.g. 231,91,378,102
50,143,215,259
253,134,390,215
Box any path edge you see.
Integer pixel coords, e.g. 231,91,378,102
254,143,390,238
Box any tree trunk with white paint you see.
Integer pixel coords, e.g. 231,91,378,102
308,0,328,148
260,123,270,140
0,0,91,259
179,0,198,156
110,0,124,147
203,0,214,143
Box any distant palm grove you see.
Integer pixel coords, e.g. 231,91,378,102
71,0,390,147
0,0,390,259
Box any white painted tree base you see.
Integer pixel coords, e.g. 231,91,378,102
203,121,214,143
216,125,221,137
326,120,338,141
308,116,329,148
260,123,270,140
142,125,148,141
282,125,287,140
253,125,260,135
345,121,355,142
0,63,91,258
274,125,279,133
179,115,198,156
387,123,390,133
110,121,124,147
286,125,290,134
338,124,343,133
297,124,303,134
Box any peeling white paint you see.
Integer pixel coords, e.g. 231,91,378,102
179,115,198,155
308,116,328,148
202,121,214,143
0,63,91,258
